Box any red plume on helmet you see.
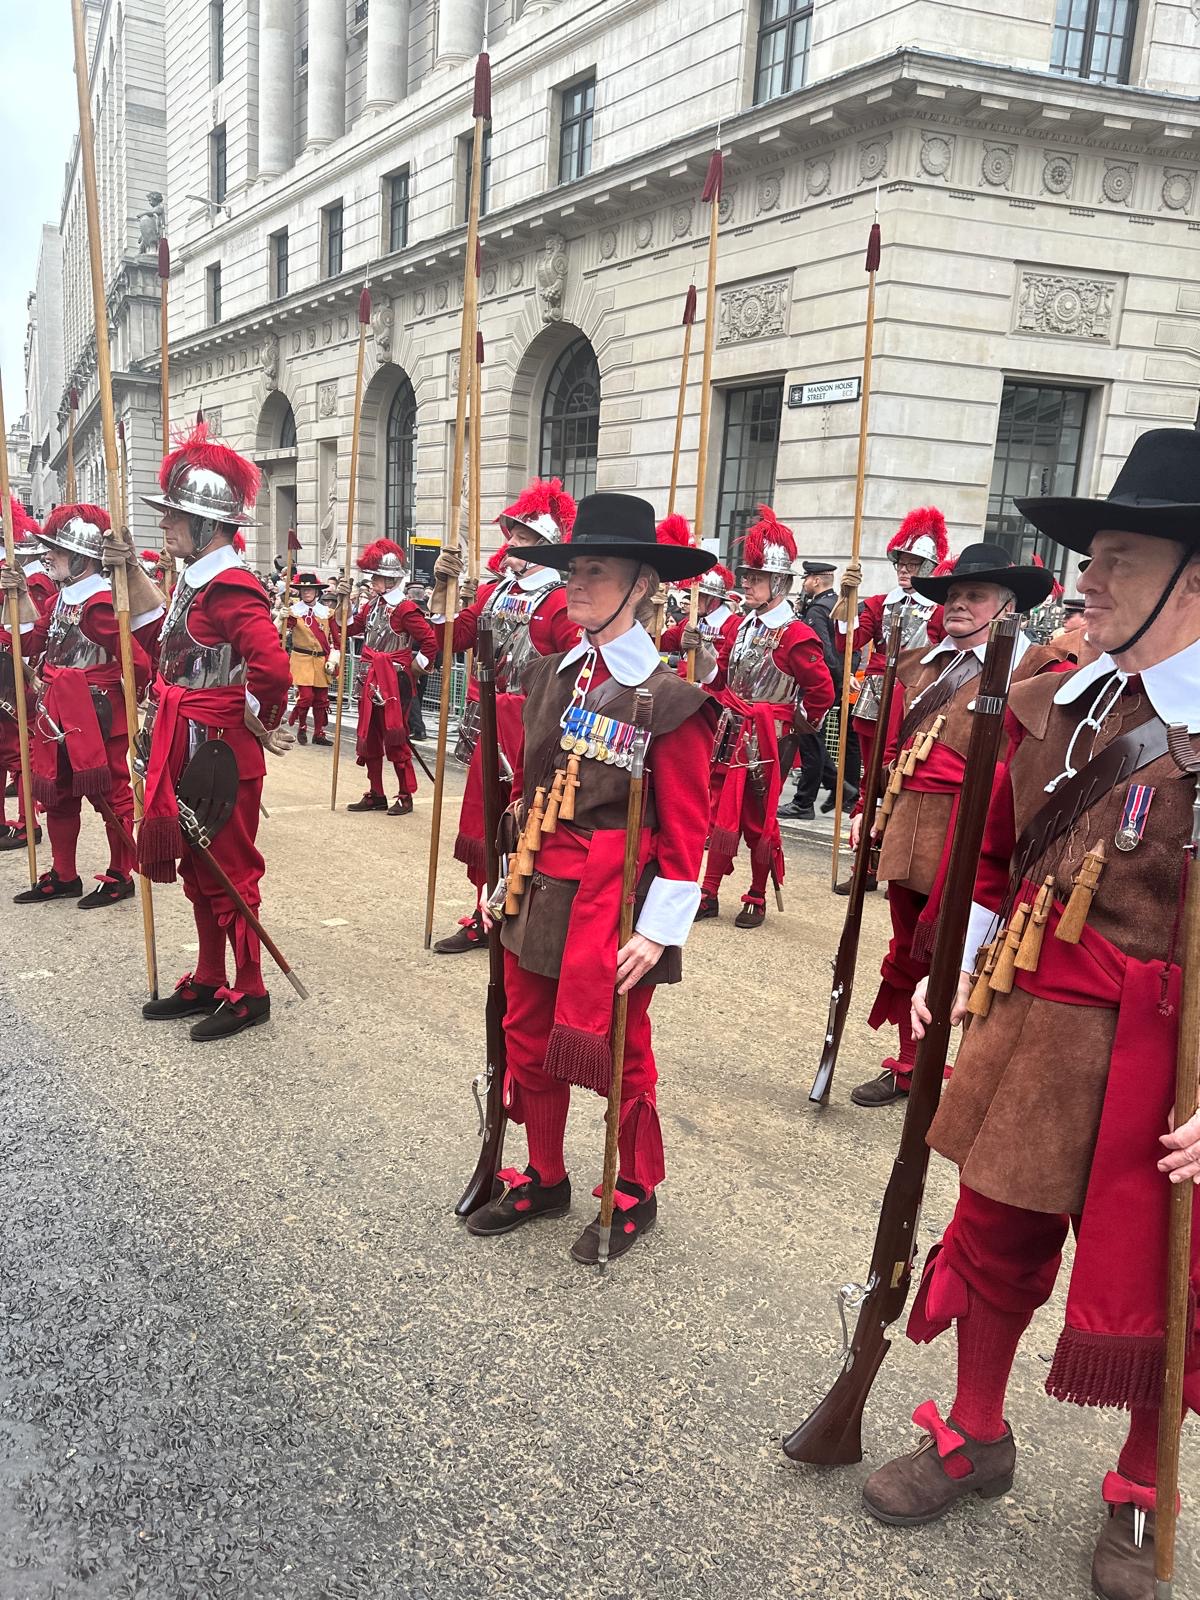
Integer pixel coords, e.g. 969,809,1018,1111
140,548,161,563
159,421,262,511
740,505,797,569
357,537,406,572
501,477,577,542
43,503,111,540
929,554,956,578
1029,551,1064,601
232,532,247,553
655,514,694,548
8,496,40,541
486,545,507,575
887,506,948,564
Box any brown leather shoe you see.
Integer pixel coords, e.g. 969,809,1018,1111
1092,1499,1157,1600
388,794,414,816
734,895,766,929
862,1405,1015,1527
694,891,720,921
433,911,487,954
570,1179,657,1264
347,790,387,813
465,1166,571,1236
850,1067,910,1107
834,872,878,896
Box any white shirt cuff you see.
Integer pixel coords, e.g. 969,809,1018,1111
963,900,1000,973
415,652,430,671
131,605,165,631
245,690,261,716
635,876,701,948
701,662,718,686
19,621,35,635
429,613,447,625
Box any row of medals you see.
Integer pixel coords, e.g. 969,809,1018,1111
558,705,638,768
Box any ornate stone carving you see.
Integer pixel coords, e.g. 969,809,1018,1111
318,381,338,419
372,298,394,360
322,320,333,344
859,138,889,185
1042,154,1075,197
634,216,654,249
805,157,831,198
599,228,617,260
262,334,279,389
306,327,316,349
756,174,782,214
435,281,449,310
291,334,301,355
206,406,222,437
919,134,953,180
449,352,461,395
339,316,349,338
981,144,1015,189
1016,271,1115,342
1162,169,1195,213
508,260,524,289
718,188,735,225
672,205,692,238
137,191,166,253
483,267,497,295
1100,161,1136,206
414,290,426,316
536,233,568,323
718,277,789,346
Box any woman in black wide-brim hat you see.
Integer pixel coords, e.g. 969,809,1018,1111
467,493,718,1265
861,430,1200,1600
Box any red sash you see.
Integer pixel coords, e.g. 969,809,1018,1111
138,678,247,883
356,651,410,758
709,696,787,877
898,740,968,962
33,661,122,803
454,693,525,878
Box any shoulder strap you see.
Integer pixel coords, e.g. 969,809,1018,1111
895,651,980,750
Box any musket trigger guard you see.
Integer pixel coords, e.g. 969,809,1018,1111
470,1072,488,1137
837,1281,868,1355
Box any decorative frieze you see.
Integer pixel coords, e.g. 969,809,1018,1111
1015,270,1117,342
718,276,790,346
1100,161,1136,206
1162,169,1195,213
537,233,568,323
318,380,338,418
1042,153,1075,197
858,136,890,185
981,144,1015,189
805,156,831,197
919,133,954,181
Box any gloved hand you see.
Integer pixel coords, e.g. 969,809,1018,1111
334,575,353,600
840,560,863,596
0,564,28,596
695,641,719,683
326,649,341,673
433,548,464,582
459,576,478,605
680,623,704,653
262,725,296,757
101,531,135,573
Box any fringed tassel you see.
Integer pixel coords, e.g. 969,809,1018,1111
1014,875,1056,973
453,832,488,877
1055,841,1106,944
72,765,113,800
708,824,741,857
544,1023,612,1092
1046,1324,1167,1411
989,903,1029,995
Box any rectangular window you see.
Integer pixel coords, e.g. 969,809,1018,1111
714,383,783,558
558,77,595,186
987,379,1090,578
270,228,289,299
211,0,225,84
387,168,410,252
463,128,492,222
322,200,344,278
1050,0,1137,84
206,263,223,326
754,0,813,104
211,124,228,204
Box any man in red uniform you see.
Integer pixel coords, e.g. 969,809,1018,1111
339,539,436,816
428,478,579,952
698,507,835,928
286,572,339,745
858,429,1200,1600
845,544,1055,1107
0,497,55,850
136,424,293,1041
657,538,740,667
4,504,159,909
464,494,718,1263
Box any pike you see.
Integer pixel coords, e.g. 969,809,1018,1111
784,612,1021,1464
686,139,723,687
156,238,177,593
463,320,484,687
0,373,39,888
424,40,490,949
278,526,302,645
831,193,883,890
809,609,904,1106
667,284,697,519
330,279,373,811
69,0,159,999
117,418,129,531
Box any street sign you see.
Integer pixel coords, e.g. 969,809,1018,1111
788,377,862,408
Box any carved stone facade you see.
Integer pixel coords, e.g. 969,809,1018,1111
1015,272,1118,343
718,278,790,347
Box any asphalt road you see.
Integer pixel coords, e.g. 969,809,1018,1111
0,741,1194,1600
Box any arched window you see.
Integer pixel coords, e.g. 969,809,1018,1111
278,403,297,450
385,378,417,547
539,336,599,501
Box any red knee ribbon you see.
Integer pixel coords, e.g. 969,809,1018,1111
912,1401,972,1479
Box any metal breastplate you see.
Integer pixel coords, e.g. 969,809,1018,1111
364,597,410,654
856,599,933,723
44,601,108,672
157,583,248,689
727,622,796,705
485,578,560,694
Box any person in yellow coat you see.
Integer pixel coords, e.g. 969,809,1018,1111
286,572,339,745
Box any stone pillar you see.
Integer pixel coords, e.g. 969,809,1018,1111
307,0,347,150
436,0,486,64
364,0,409,111
259,0,295,177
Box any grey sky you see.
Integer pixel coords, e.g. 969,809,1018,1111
0,7,76,420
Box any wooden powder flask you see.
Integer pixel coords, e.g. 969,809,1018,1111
1015,876,1056,973
1056,839,1107,944
541,769,566,835
560,755,581,823
988,902,1029,996
966,935,1001,1019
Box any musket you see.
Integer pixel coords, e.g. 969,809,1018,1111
454,613,511,1217
330,280,372,811
69,0,159,999
809,608,904,1106
686,141,723,686
830,193,883,889
0,375,39,888
783,611,1021,1465
1153,732,1200,1599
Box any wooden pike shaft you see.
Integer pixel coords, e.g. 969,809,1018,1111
117,424,129,533
462,325,482,685
667,317,694,519
160,274,170,451
279,541,295,645
0,373,39,888
687,187,720,685
424,113,484,949
830,262,879,890
70,0,159,997
330,310,370,811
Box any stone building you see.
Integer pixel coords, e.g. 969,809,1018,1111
161,0,1200,585
51,0,167,527
24,226,66,520
5,413,33,516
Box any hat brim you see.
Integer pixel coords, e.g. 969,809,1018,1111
911,565,1055,614
1013,495,1200,558
532,539,716,582
140,492,256,529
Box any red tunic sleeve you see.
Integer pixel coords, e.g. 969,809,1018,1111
392,598,437,661
82,597,151,692
536,586,580,655
448,587,491,654
659,620,685,655
782,622,835,724
646,704,720,888
190,572,292,730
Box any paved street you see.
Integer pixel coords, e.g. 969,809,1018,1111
0,741,1194,1600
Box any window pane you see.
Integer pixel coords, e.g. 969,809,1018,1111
987,378,1089,577
386,380,418,546
715,383,783,559
540,337,601,500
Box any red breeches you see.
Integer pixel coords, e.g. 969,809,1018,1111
853,715,877,786
290,686,329,733
702,774,776,900
359,706,415,795
0,714,32,827
178,775,266,998
45,733,135,879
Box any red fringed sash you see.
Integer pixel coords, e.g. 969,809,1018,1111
709,698,786,871
454,693,525,878
138,678,248,884
356,651,410,758
33,662,121,803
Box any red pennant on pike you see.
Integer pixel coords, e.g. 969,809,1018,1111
476,330,485,365
118,418,126,443
865,220,882,273
683,284,697,325
473,51,492,121
287,527,303,553
158,237,170,279
358,283,372,324
701,148,724,204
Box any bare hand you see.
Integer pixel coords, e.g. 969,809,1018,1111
849,812,863,851
433,548,463,582
911,971,972,1040
0,565,27,596
1158,1109,1200,1184
615,933,664,995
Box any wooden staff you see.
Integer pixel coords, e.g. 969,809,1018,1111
830,193,883,891
1155,767,1200,1597
463,327,484,686
278,526,300,644
156,239,178,594
667,284,697,518
424,44,490,950
330,281,373,812
0,374,39,888
596,688,653,1271
69,0,158,998
116,417,129,532
687,143,723,686
66,386,79,501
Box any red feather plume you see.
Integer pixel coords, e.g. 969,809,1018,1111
159,422,261,513
741,505,797,567
357,537,406,572
233,532,246,553
656,514,694,548
486,545,507,575
887,506,948,563
43,503,111,540
505,478,577,541
8,496,40,540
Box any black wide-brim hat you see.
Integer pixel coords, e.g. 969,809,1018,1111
532,493,716,582
912,542,1056,614
1016,428,1200,557
293,571,322,589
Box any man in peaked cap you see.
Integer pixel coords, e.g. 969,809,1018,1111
857,431,1200,1600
